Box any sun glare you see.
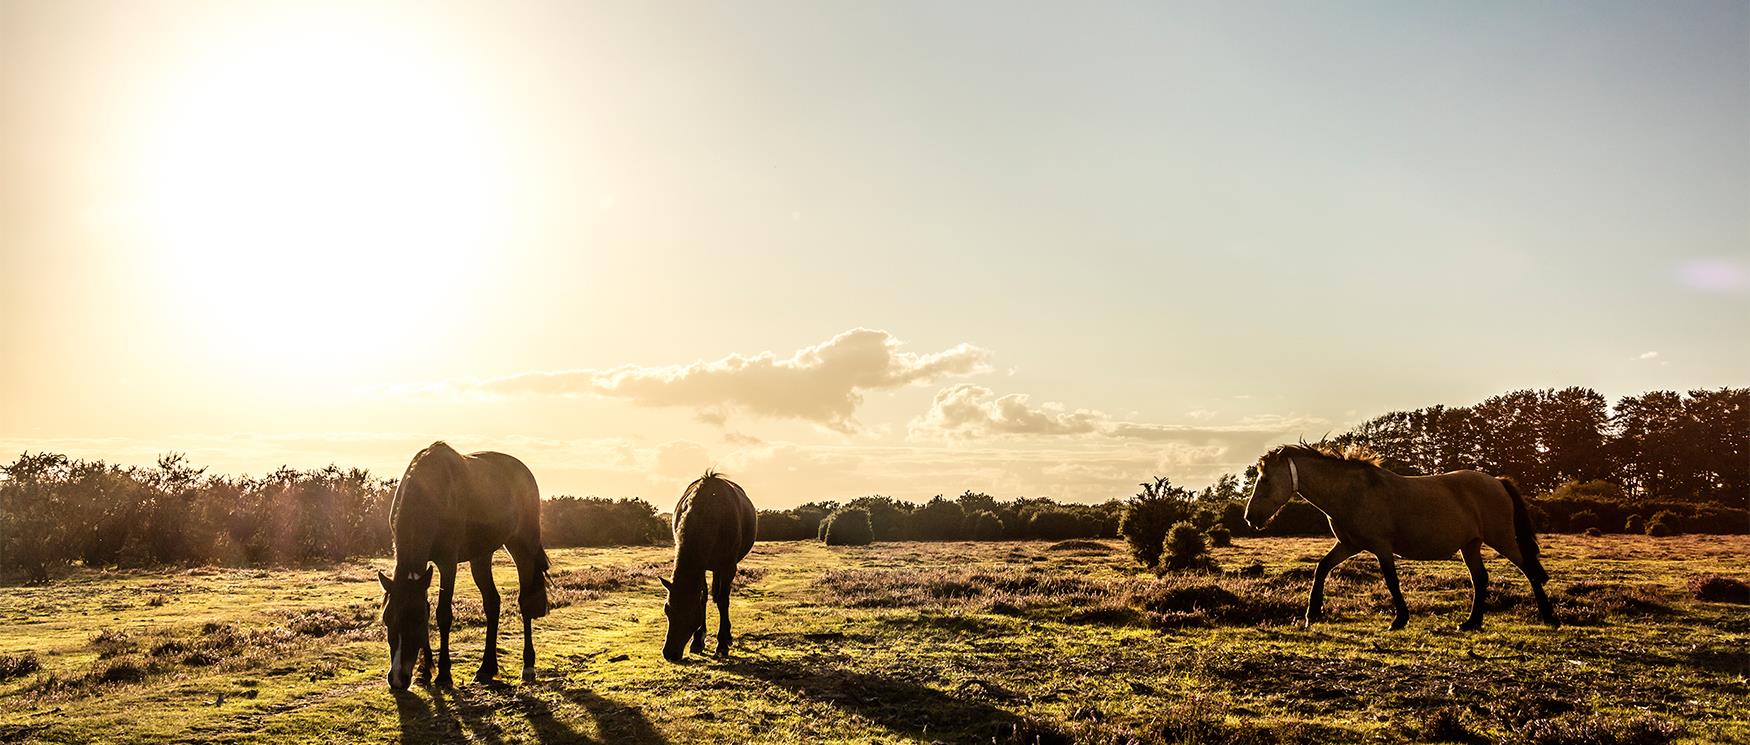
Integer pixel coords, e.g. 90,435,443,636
131,14,508,368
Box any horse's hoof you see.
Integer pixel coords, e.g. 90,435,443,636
1458,620,1482,632
473,669,496,684
435,673,453,688
1389,618,1408,631
522,667,536,684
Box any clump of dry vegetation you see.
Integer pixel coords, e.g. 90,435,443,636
0,653,40,682
1687,574,1748,604
1521,713,1684,745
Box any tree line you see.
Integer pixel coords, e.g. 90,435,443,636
0,453,668,584
1328,387,1747,535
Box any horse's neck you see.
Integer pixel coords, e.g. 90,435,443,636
1297,461,1365,516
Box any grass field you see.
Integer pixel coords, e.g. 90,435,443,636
2,534,1745,744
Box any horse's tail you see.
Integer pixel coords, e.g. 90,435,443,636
1500,477,1547,584
517,496,552,619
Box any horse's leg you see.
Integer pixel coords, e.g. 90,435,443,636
1307,542,1361,626
435,563,458,687
470,555,500,683
690,585,707,655
1459,540,1488,631
1376,552,1410,630
504,540,543,683
1487,538,1559,627
711,568,734,656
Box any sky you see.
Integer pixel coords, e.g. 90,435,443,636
2,1,1746,508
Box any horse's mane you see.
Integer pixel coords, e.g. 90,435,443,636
1260,440,1383,469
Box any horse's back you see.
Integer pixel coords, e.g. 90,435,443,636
1388,470,1504,559
675,477,757,568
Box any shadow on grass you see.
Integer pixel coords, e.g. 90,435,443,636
393,681,666,745
725,656,1067,744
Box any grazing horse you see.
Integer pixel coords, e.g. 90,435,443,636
1244,443,1557,630
379,441,550,689
661,471,757,661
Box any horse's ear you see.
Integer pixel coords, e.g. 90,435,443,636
378,570,393,593
659,577,672,591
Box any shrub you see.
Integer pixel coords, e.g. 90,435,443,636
1689,575,1750,604
1623,514,1645,534
817,519,830,541
1569,510,1601,533
823,508,874,546
1120,477,1192,569
1206,527,1232,548
1645,510,1679,537
1582,527,1602,537
967,511,1005,541
755,510,808,541
1522,713,1682,745
1162,522,1211,571
908,496,964,541
0,652,41,681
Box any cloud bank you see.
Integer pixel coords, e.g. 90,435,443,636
910,384,1319,444
443,328,991,432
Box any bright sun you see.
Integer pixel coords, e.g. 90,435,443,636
132,13,508,368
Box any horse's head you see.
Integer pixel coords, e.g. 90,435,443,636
378,565,433,689
658,576,705,662
1245,450,1298,531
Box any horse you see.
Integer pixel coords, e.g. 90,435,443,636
1244,442,1558,631
378,441,550,689
660,471,757,662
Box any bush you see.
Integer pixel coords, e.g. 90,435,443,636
755,510,808,541
908,496,964,541
967,511,1005,541
817,519,830,541
0,652,41,681
542,496,668,547
1522,713,1682,745
1569,510,1601,533
1645,510,1679,537
1689,575,1750,604
1623,514,1645,534
1162,522,1211,571
823,508,874,546
1120,477,1192,569
1582,527,1602,537
1205,526,1232,548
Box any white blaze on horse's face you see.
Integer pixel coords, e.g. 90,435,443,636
379,566,433,690
1244,456,1297,530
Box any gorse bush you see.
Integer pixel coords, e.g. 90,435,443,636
1206,526,1232,548
823,508,874,546
967,511,1005,541
1162,522,1211,571
1645,510,1679,537
541,496,668,547
1120,477,1192,569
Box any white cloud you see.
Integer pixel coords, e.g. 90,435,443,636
1639,351,1659,360
910,385,1321,445
426,328,992,432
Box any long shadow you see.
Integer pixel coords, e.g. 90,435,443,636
549,685,670,744
393,681,663,745
724,656,1067,744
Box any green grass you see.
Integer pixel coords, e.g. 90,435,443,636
2,535,1745,743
